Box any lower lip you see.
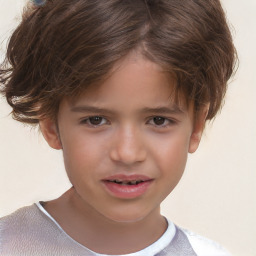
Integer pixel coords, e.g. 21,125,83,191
102,180,153,199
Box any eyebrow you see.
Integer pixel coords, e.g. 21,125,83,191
71,105,185,115
70,106,114,115
140,106,185,115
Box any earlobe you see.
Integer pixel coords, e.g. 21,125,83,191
39,118,62,150
188,105,209,153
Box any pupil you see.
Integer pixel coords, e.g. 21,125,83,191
89,117,102,125
154,117,165,125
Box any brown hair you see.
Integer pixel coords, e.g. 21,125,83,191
0,0,237,124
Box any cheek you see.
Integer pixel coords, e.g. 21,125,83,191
149,131,191,174
155,136,190,199
61,132,110,180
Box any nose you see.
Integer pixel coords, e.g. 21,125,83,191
109,126,147,165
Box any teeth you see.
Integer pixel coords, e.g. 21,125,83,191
108,179,144,185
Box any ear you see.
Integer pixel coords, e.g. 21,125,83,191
188,105,209,153
40,118,62,150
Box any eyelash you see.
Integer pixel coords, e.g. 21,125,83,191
79,116,109,127
79,116,176,128
147,116,176,128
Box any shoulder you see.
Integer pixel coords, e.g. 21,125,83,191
0,204,63,255
1,204,39,230
0,204,47,243
180,227,232,256
0,203,65,238
0,204,45,232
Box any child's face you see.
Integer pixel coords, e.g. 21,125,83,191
41,52,206,223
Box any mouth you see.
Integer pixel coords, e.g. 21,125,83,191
106,179,146,185
102,174,153,199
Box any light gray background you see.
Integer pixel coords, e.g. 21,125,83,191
0,1,255,256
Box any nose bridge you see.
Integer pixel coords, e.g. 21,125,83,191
110,124,146,165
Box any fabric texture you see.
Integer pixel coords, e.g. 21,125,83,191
0,204,231,256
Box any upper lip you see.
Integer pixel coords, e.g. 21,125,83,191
102,174,152,182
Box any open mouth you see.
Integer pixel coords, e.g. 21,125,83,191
102,175,153,198
106,179,145,185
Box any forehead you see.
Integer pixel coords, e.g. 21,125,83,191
66,52,189,111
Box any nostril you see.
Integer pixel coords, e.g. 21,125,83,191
109,149,146,164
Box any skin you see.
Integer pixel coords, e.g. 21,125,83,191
40,52,208,254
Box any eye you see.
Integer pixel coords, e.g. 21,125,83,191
80,116,108,126
153,117,166,126
147,116,175,127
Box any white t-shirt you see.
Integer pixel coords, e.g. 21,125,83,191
0,203,231,256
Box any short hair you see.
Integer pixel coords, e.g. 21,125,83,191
0,0,237,124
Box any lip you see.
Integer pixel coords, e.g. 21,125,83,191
102,174,153,199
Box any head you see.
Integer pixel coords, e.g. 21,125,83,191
0,0,236,123
0,0,237,222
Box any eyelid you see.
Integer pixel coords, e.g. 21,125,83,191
79,115,110,126
147,116,178,127
78,115,178,127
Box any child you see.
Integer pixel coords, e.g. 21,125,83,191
0,0,236,255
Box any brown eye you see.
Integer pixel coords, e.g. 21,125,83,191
80,116,108,127
153,117,166,126
88,116,104,125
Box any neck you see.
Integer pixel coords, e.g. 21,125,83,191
43,188,167,254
